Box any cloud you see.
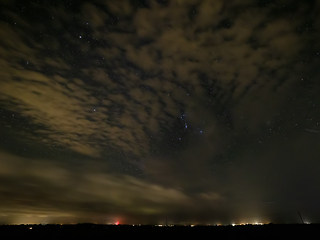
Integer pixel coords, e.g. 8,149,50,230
82,3,108,29
0,0,316,160
0,150,226,223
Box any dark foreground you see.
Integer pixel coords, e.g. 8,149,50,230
1,224,319,240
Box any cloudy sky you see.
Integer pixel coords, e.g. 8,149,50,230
0,0,319,225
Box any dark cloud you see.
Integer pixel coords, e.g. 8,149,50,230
0,0,319,224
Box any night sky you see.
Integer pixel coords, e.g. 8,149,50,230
0,0,319,225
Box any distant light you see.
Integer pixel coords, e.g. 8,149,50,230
190,225,194,227
79,36,82,38
200,131,202,133
29,227,32,230
232,224,235,226
115,222,119,225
